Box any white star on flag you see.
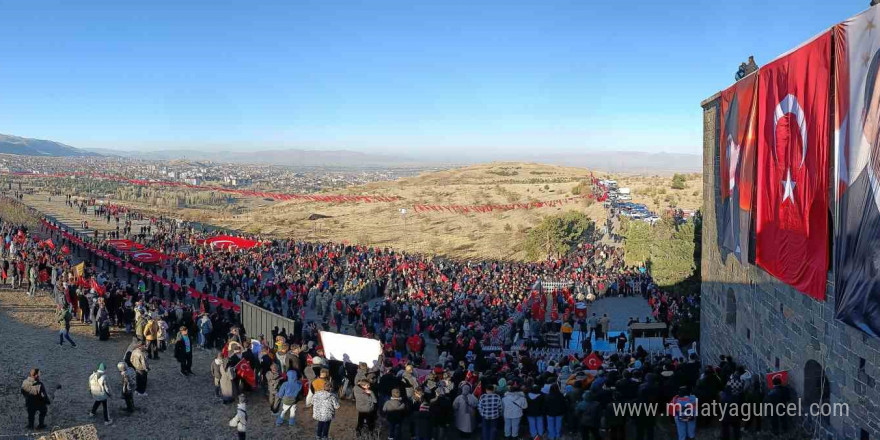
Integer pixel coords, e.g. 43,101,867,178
781,168,796,204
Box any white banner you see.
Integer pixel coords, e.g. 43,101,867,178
319,331,382,368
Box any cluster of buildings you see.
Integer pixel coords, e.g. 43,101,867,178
0,154,424,194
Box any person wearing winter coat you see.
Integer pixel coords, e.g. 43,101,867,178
636,372,662,440
57,303,77,347
198,313,212,349
157,318,169,352
228,394,247,440
525,385,546,438
544,384,568,440
174,326,194,376
276,370,302,427
412,398,433,440
576,390,602,440
501,384,528,439
220,364,239,404
401,364,419,399
21,368,50,430
130,342,149,396
265,363,283,413
312,382,340,440
429,388,454,440
88,363,113,425
453,382,479,436
353,379,378,434
382,387,409,440
766,377,791,435
211,352,225,398
117,362,136,413
144,316,159,359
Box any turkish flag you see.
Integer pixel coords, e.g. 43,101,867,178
583,352,602,370
755,31,831,301
766,370,789,388
236,359,257,389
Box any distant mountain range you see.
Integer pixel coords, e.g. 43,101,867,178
87,148,422,168
522,151,702,173
0,133,701,172
0,134,95,157
92,148,701,172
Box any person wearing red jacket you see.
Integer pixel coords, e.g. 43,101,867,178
407,333,425,355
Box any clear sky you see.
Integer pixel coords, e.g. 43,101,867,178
0,0,869,157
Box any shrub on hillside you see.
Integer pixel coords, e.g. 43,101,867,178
523,211,595,260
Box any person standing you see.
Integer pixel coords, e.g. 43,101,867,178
88,363,113,425
671,386,698,440
501,383,527,439
211,352,225,399
599,314,610,341
198,313,212,349
312,382,340,440
117,362,136,413
228,394,248,440
525,385,545,439
454,382,478,438
544,384,567,440
130,341,149,396
382,388,408,440
275,370,302,427
478,385,502,440
174,326,194,376
144,315,159,360
353,379,378,435
157,317,169,352
766,376,791,435
27,264,37,297
560,321,573,349
57,303,77,347
21,368,50,430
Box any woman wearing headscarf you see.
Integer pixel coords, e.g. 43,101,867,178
453,382,478,438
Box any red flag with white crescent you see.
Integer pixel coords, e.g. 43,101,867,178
755,31,831,300
766,370,789,388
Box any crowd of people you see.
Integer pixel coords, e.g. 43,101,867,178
4,193,793,440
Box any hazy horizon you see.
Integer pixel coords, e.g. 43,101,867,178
1,0,868,158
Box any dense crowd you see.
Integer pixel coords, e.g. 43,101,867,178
5,195,792,440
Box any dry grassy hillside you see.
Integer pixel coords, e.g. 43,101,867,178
217,163,607,261
18,163,703,262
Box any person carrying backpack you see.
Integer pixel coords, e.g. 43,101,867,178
88,363,113,425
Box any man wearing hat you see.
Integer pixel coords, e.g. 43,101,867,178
88,363,113,425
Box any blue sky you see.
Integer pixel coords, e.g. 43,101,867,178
0,0,869,157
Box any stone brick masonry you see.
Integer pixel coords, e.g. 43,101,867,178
701,94,880,439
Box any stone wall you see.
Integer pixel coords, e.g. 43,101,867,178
701,95,880,439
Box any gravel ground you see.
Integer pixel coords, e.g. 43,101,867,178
0,289,366,440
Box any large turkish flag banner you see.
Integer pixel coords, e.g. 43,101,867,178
755,31,831,301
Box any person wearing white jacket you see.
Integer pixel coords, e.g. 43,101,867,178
88,363,113,425
228,394,247,440
501,384,528,439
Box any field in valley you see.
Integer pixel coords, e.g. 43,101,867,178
16,162,702,262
